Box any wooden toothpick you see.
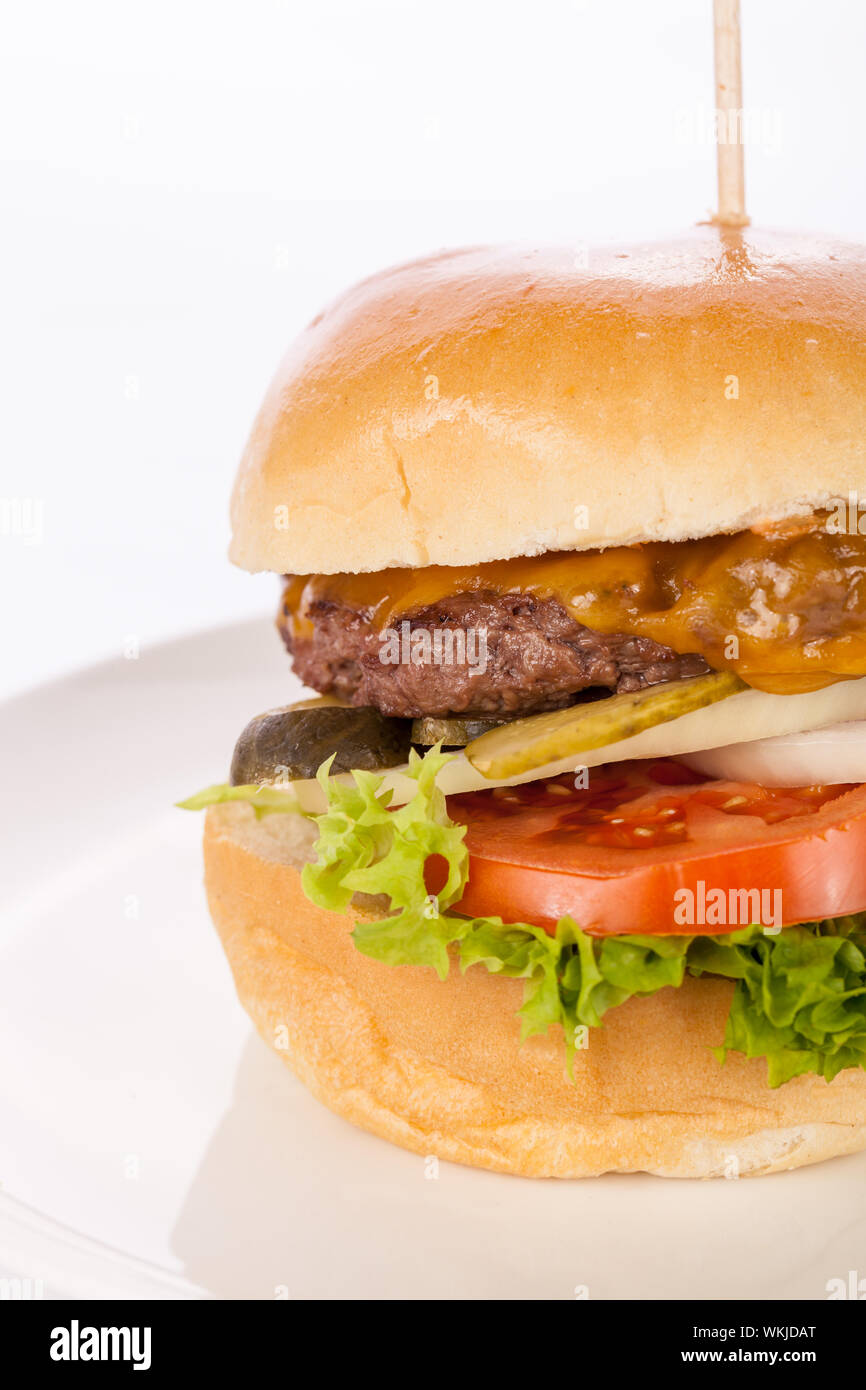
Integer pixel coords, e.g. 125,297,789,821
711,0,750,226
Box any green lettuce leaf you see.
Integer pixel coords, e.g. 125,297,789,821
690,921,866,1085
180,750,866,1085
302,749,471,978
176,782,302,819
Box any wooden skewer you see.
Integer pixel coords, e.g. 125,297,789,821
711,0,750,226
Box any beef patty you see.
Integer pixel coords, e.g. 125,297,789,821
278,588,710,719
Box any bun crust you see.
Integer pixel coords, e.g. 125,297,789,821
230,227,866,575
203,803,866,1178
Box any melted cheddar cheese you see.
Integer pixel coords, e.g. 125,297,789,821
281,515,866,694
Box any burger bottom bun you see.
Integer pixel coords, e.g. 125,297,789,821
203,803,866,1179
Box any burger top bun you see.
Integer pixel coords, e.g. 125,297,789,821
229,227,866,576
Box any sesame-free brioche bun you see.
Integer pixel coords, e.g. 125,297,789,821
230,226,866,576
203,802,866,1178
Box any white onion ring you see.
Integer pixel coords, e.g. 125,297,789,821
680,722,866,787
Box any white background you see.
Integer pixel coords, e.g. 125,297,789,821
3,0,866,697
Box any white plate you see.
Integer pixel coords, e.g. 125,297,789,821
2,617,865,1301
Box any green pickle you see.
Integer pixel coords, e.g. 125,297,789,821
411,715,508,746
230,703,412,784
465,671,746,779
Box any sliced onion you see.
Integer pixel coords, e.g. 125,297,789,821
680,722,866,787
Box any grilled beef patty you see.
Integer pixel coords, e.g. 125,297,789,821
278,588,710,719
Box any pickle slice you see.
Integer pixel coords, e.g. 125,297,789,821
230,705,412,784
411,715,508,746
465,672,746,779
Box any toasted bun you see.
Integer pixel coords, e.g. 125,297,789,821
203,802,866,1178
230,227,866,575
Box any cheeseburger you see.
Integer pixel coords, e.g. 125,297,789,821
182,228,866,1178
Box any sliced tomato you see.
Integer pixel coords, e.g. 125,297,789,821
448,759,866,935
